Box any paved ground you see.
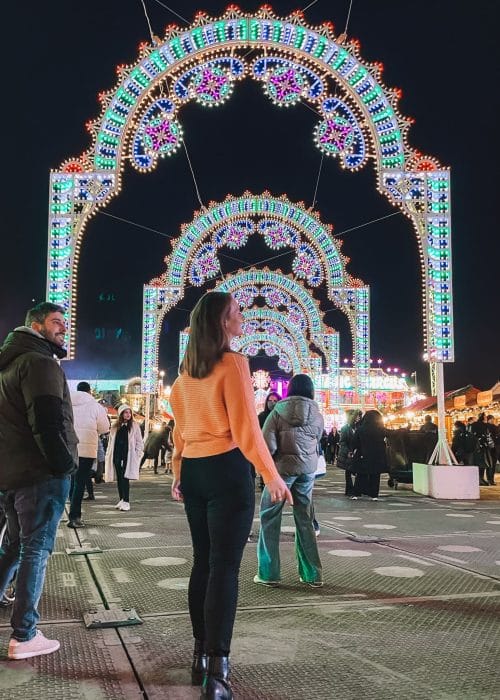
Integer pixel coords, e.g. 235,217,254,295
1,468,499,699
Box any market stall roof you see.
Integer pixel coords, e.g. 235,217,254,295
398,385,481,414
491,381,500,399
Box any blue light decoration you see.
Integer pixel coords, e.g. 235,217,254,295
48,7,453,374
131,98,182,171
314,97,367,169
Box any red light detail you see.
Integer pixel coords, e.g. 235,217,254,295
63,161,84,173
417,159,437,172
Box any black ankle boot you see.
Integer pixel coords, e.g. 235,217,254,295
201,655,232,699
191,639,208,685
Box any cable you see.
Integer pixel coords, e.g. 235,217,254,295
151,0,189,24
139,0,156,44
344,0,354,35
333,211,402,238
181,139,206,211
137,2,205,211
311,153,324,209
98,211,249,265
302,0,320,11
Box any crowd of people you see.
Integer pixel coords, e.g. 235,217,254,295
0,298,498,699
452,413,499,485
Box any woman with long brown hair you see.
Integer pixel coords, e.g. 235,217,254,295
104,404,143,511
170,291,292,700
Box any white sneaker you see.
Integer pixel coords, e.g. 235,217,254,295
115,500,123,509
8,630,60,659
119,501,130,511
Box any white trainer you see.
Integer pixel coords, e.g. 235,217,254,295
115,500,123,509
119,501,130,511
8,630,60,659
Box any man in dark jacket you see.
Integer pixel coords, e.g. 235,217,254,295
0,302,78,660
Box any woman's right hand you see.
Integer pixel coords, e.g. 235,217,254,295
266,477,293,504
171,478,183,502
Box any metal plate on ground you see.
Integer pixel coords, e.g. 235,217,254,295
121,599,500,699
83,606,142,629
0,623,142,699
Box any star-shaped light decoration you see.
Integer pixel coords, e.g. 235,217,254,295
266,66,305,106
144,118,179,153
319,118,353,153
194,66,231,106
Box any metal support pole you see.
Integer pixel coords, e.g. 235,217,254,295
428,362,457,465
144,393,151,442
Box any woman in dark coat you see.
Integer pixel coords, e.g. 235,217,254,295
351,410,389,500
337,409,362,496
472,413,495,485
258,392,281,428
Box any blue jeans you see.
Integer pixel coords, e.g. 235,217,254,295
0,476,70,641
257,473,322,584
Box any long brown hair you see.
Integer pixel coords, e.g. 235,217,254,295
181,292,233,379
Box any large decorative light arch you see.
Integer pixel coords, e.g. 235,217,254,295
142,193,366,396
160,192,351,294
214,268,341,400
241,307,311,363
48,7,453,375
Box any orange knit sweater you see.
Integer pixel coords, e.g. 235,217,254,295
169,352,280,484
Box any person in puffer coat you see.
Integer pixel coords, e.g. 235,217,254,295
255,374,324,588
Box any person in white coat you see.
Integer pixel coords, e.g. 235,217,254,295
68,382,109,528
105,404,143,511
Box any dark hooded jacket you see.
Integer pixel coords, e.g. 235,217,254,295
262,395,324,476
0,327,78,490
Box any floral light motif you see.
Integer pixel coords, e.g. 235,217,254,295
173,57,244,104
245,343,260,356
292,243,323,286
144,119,179,151
259,220,298,249
233,286,258,308
261,286,290,308
131,98,182,171
314,97,367,170
318,119,353,152
288,303,307,331
261,321,285,336
193,65,232,106
214,221,252,249
189,244,220,286
241,320,260,335
265,66,306,106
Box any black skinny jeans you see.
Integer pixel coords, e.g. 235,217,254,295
115,461,130,502
181,448,255,656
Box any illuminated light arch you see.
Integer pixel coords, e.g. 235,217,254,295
159,192,351,293
179,329,303,375
234,333,302,375
143,265,362,400
241,307,311,363
48,6,453,373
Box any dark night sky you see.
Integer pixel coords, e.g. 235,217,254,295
2,0,499,392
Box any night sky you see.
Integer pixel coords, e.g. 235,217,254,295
2,0,498,393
